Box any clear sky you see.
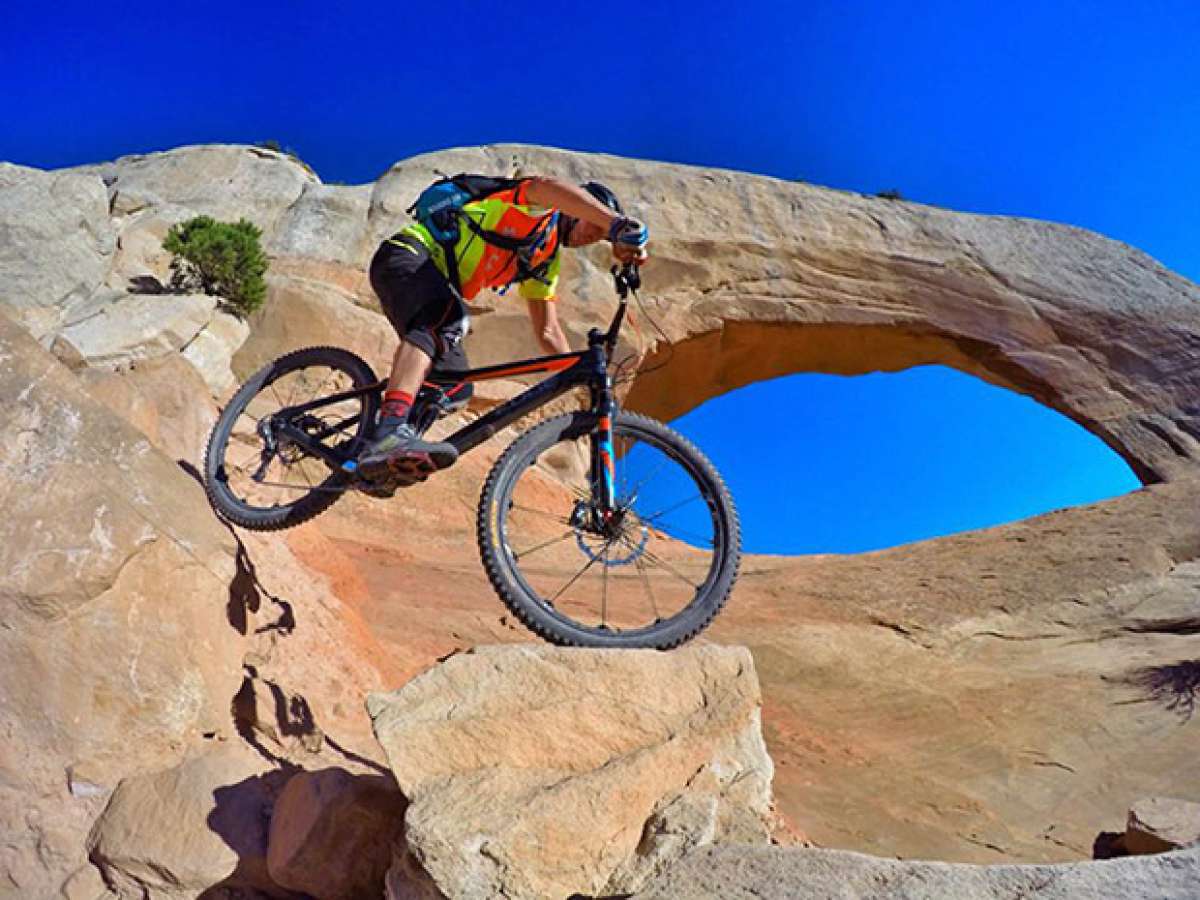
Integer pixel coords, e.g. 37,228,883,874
4,0,1192,552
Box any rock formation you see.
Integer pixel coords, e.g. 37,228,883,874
629,843,1200,899
369,644,775,899
2,142,1199,897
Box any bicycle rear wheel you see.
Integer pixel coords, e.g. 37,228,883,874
204,346,379,530
477,410,740,649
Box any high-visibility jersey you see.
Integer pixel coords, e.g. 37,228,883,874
389,180,562,301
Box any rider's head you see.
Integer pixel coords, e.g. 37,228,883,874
559,181,623,248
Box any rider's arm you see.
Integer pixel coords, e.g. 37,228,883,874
526,298,571,355
521,178,621,231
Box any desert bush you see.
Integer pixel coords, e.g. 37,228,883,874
163,216,268,318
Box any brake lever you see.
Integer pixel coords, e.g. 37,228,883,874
610,262,641,299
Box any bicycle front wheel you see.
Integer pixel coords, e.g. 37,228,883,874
477,410,740,649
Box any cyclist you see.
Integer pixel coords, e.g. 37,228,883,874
356,176,649,482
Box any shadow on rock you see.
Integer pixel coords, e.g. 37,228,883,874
197,770,295,899
1123,659,1200,722
233,665,389,776
177,460,296,637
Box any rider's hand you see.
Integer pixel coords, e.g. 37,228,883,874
609,216,649,264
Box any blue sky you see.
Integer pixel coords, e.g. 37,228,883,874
4,0,1192,552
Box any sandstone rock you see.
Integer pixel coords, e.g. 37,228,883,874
52,291,216,369
82,353,219,467
630,844,1200,900
0,311,244,894
87,744,285,899
100,207,194,293
232,273,395,380
378,143,1200,484
368,644,774,900
0,163,115,339
1125,797,1200,855
266,768,405,900
265,182,373,264
66,144,317,234
181,310,251,396
59,862,112,900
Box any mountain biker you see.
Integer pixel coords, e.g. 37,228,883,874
356,176,649,482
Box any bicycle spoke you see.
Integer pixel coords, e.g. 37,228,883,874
601,544,610,628
644,522,716,548
619,534,703,590
633,494,705,527
634,552,662,622
621,454,675,506
512,530,576,562
509,502,573,527
548,546,609,605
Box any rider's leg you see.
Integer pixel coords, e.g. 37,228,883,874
358,236,461,472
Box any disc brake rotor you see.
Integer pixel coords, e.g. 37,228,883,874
570,500,649,566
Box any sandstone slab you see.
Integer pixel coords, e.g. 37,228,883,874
87,744,284,899
267,767,405,900
0,163,114,339
181,309,251,396
630,844,1200,900
368,643,774,900
0,311,244,894
1125,797,1200,855
82,353,220,468
51,291,216,370
66,144,317,234
232,273,395,380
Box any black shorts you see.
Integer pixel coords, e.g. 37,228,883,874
369,234,470,371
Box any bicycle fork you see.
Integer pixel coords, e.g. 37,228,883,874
590,378,618,518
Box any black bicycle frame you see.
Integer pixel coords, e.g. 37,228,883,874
271,264,638,511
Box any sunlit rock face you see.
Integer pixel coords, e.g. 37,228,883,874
1,143,1199,895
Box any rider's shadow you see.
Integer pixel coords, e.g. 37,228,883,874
177,460,296,637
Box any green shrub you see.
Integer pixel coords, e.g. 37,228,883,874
163,216,268,318
876,188,905,201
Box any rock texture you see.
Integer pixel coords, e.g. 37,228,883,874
87,744,280,898
4,141,1200,895
0,311,244,894
267,768,405,900
368,644,775,900
0,163,115,339
630,844,1200,899
52,291,217,369
1124,797,1200,855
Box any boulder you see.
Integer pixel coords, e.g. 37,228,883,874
81,353,220,468
0,163,115,339
630,844,1200,900
232,273,395,380
65,144,317,234
0,311,244,893
181,309,251,396
1125,797,1200,855
87,743,286,899
265,182,373,265
369,644,775,900
266,768,405,900
51,291,217,370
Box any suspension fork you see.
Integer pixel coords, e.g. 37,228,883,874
590,377,618,517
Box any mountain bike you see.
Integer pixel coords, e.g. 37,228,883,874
203,264,739,649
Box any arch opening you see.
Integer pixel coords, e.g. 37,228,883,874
624,323,1143,554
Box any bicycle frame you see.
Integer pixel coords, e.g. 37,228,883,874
271,264,639,512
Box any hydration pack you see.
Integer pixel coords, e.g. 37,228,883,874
406,174,559,294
